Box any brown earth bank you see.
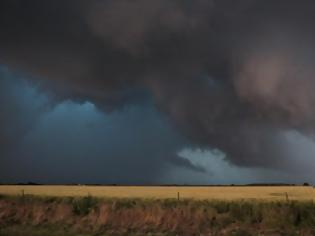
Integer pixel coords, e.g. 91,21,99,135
0,195,315,236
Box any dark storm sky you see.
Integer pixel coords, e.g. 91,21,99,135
1,0,315,184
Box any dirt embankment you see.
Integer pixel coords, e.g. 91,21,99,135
1,196,315,235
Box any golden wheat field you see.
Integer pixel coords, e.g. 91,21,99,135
0,185,314,201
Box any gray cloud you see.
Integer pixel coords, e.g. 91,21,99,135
0,68,205,183
0,68,49,153
1,0,315,177
0,97,204,184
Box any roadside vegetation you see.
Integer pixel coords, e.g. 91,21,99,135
1,194,315,235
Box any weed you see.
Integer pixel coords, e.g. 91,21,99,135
72,195,98,215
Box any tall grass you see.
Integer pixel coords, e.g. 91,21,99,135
1,195,315,235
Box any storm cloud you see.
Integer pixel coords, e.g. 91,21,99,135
1,0,315,182
0,68,208,184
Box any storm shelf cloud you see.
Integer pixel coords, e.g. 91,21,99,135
1,0,315,184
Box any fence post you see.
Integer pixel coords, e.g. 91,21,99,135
21,189,25,203
285,192,289,202
177,192,180,201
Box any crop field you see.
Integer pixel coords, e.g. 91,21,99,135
0,185,314,201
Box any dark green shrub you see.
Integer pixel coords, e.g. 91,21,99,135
111,199,138,210
72,195,98,215
211,201,230,214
